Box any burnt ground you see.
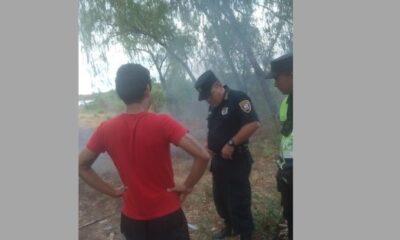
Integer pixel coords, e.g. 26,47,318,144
79,124,282,240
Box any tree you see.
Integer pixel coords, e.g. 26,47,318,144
79,0,293,118
80,0,197,83
171,0,292,117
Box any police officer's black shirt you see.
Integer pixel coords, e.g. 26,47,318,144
207,86,259,153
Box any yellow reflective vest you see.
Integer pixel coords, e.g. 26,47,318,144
279,96,293,159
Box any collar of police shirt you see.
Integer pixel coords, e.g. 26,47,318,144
208,85,230,111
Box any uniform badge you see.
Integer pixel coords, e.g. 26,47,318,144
221,107,229,115
239,100,252,113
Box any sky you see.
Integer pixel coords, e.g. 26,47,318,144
78,43,165,96
79,44,129,95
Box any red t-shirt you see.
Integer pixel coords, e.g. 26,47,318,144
86,112,188,220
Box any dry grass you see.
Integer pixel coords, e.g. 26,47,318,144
79,111,108,128
79,157,281,240
174,152,281,240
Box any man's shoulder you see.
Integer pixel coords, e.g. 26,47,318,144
153,112,174,120
128,112,173,125
96,114,120,126
228,89,250,102
100,112,157,125
150,112,184,126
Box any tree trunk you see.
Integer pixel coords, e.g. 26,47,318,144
201,10,246,92
129,27,197,83
221,6,279,117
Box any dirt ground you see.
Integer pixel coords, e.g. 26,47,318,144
79,115,283,240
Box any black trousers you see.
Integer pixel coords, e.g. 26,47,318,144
211,149,254,236
120,208,190,240
276,165,293,240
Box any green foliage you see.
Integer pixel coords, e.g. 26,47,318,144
80,90,124,115
79,0,294,126
150,82,166,112
253,192,283,239
80,0,197,82
79,82,166,115
79,0,293,109
113,0,175,43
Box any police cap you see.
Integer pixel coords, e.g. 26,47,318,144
265,53,293,79
195,70,218,101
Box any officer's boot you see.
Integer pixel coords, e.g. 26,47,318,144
212,224,238,240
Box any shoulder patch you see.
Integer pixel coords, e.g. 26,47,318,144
239,100,252,113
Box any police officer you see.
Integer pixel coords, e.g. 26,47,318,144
195,70,260,240
265,53,293,240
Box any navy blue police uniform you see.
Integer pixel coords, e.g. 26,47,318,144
195,70,259,240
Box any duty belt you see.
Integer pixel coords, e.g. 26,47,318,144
211,144,249,157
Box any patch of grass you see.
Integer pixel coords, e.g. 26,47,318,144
253,192,282,240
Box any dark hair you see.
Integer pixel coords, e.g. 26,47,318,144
115,63,152,105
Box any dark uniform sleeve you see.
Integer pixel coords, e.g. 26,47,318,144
235,92,259,126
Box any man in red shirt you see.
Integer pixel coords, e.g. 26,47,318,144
79,63,210,240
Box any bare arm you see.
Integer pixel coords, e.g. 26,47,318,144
167,133,210,201
231,121,261,145
79,148,126,198
221,121,260,159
